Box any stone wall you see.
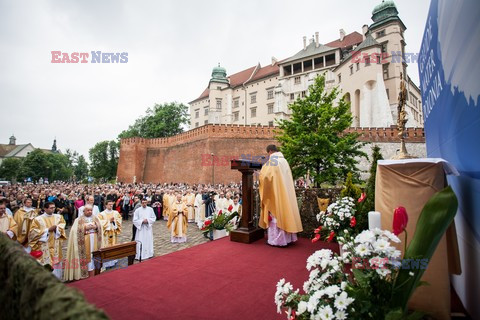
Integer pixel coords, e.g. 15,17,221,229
117,124,426,184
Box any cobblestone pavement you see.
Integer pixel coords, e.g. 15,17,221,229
61,219,210,262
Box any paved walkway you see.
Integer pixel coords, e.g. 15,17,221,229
61,219,210,260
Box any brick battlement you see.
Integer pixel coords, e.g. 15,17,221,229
343,127,425,143
120,124,277,148
120,124,425,147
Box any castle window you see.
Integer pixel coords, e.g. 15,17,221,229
365,56,371,66
268,121,274,127
195,122,199,127
250,93,257,104
290,93,295,100
233,98,239,109
216,98,222,110
350,65,354,75
204,120,208,125
383,63,389,79
376,29,386,38
204,107,209,116
233,111,239,121
251,107,257,118
195,109,199,119
268,103,274,114
356,63,360,71
338,74,342,83
294,76,301,84
267,89,274,100
301,91,306,98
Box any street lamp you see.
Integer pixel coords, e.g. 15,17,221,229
211,153,215,186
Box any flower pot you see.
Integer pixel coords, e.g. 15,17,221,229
211,229,228,240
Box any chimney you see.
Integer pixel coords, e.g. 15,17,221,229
315,32,319,47
362,24,369,40
339,29,346,41
271,56,277,66
303,36,307,50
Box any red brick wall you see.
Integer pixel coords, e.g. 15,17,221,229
117,124,425,184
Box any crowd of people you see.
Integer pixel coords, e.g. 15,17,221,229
0,181,245,282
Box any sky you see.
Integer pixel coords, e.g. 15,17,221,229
0,0,431,159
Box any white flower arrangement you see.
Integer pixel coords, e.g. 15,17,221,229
275,229,405,319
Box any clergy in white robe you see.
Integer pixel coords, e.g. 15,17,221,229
98,200,123,267
183,190,196,223
133,199,156,260
78,195,100,217
194,191,205,225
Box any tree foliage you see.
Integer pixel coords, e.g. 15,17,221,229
118,102,189,139
276,74,366,186
0,158,23,181
89,140,119,180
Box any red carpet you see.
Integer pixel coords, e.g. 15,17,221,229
69,237,338,320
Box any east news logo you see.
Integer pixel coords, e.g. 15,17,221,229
51,51,128,63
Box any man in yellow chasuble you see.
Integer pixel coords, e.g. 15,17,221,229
1,200,17,240
259,144,303,246
98,200,122,247
168,193,188,243
28,201,67,279
13,197,39,252
64,204,103,281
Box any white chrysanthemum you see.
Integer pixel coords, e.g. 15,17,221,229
277,278,285,287
307,295,319,313
335,310,348,320
389,248,402,259
409,271,415,276
376,268,391,278
318,305,334,320
355,243,370,257
355,230,375,243
340,281,347,290
373,238,390,253
382,230,401,243
324,285,340,298
297,301,308,315
334,291,355,310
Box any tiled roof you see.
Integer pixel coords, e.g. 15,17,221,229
248,63,279,83
0,144,17,157
281,42,336,64
326,31,364,49
229,65,257,88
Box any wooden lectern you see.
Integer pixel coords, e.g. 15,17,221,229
92,241,137,275
230,159,265,243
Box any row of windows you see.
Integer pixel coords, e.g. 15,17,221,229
194,107,209,119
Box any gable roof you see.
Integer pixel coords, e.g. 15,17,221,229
325,31,363,49
0,144,17,157
248,63,279,83
281,42,336,64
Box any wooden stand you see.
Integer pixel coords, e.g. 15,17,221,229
230,159,265,243
92,241,137,275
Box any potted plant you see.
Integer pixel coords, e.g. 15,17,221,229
200,205,239,240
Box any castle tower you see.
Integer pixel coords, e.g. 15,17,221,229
208,64,230,124
9,135,16,145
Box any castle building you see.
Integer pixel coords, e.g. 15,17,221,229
0,135,60,165
189,0,423,129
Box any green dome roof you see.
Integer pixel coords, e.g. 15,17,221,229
210,64,229,84
372,0,398,22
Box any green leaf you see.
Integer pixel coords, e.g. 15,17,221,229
392,186,458,312
352,268,369,287
385,308,404,320
406,311,426,320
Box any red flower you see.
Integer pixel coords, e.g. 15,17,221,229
290,310,296,320
311,234,321,243
350,217,356,228
358,192,366,203
30,250,43,259
327,231,335,242
393,206,408,235
314,226,322,234
204,220,212,226
218,210,222,216
228,205,233,212
268,214,272,222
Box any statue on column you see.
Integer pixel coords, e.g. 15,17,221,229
392,72,416,159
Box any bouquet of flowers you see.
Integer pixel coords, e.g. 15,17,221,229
275,186,458,320
313,197,357,243
200,205,239,237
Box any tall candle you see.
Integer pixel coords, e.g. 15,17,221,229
368,211,381,230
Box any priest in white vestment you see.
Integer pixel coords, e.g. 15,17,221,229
133,199,156,260
78,195,100,217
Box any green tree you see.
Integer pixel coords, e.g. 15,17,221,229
89,140,119,180
46,152,73,181
340,172,362,199
74,155,89,181
118,102,189,139
19,149,50,181
0,158,23,181
276,74,366,186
